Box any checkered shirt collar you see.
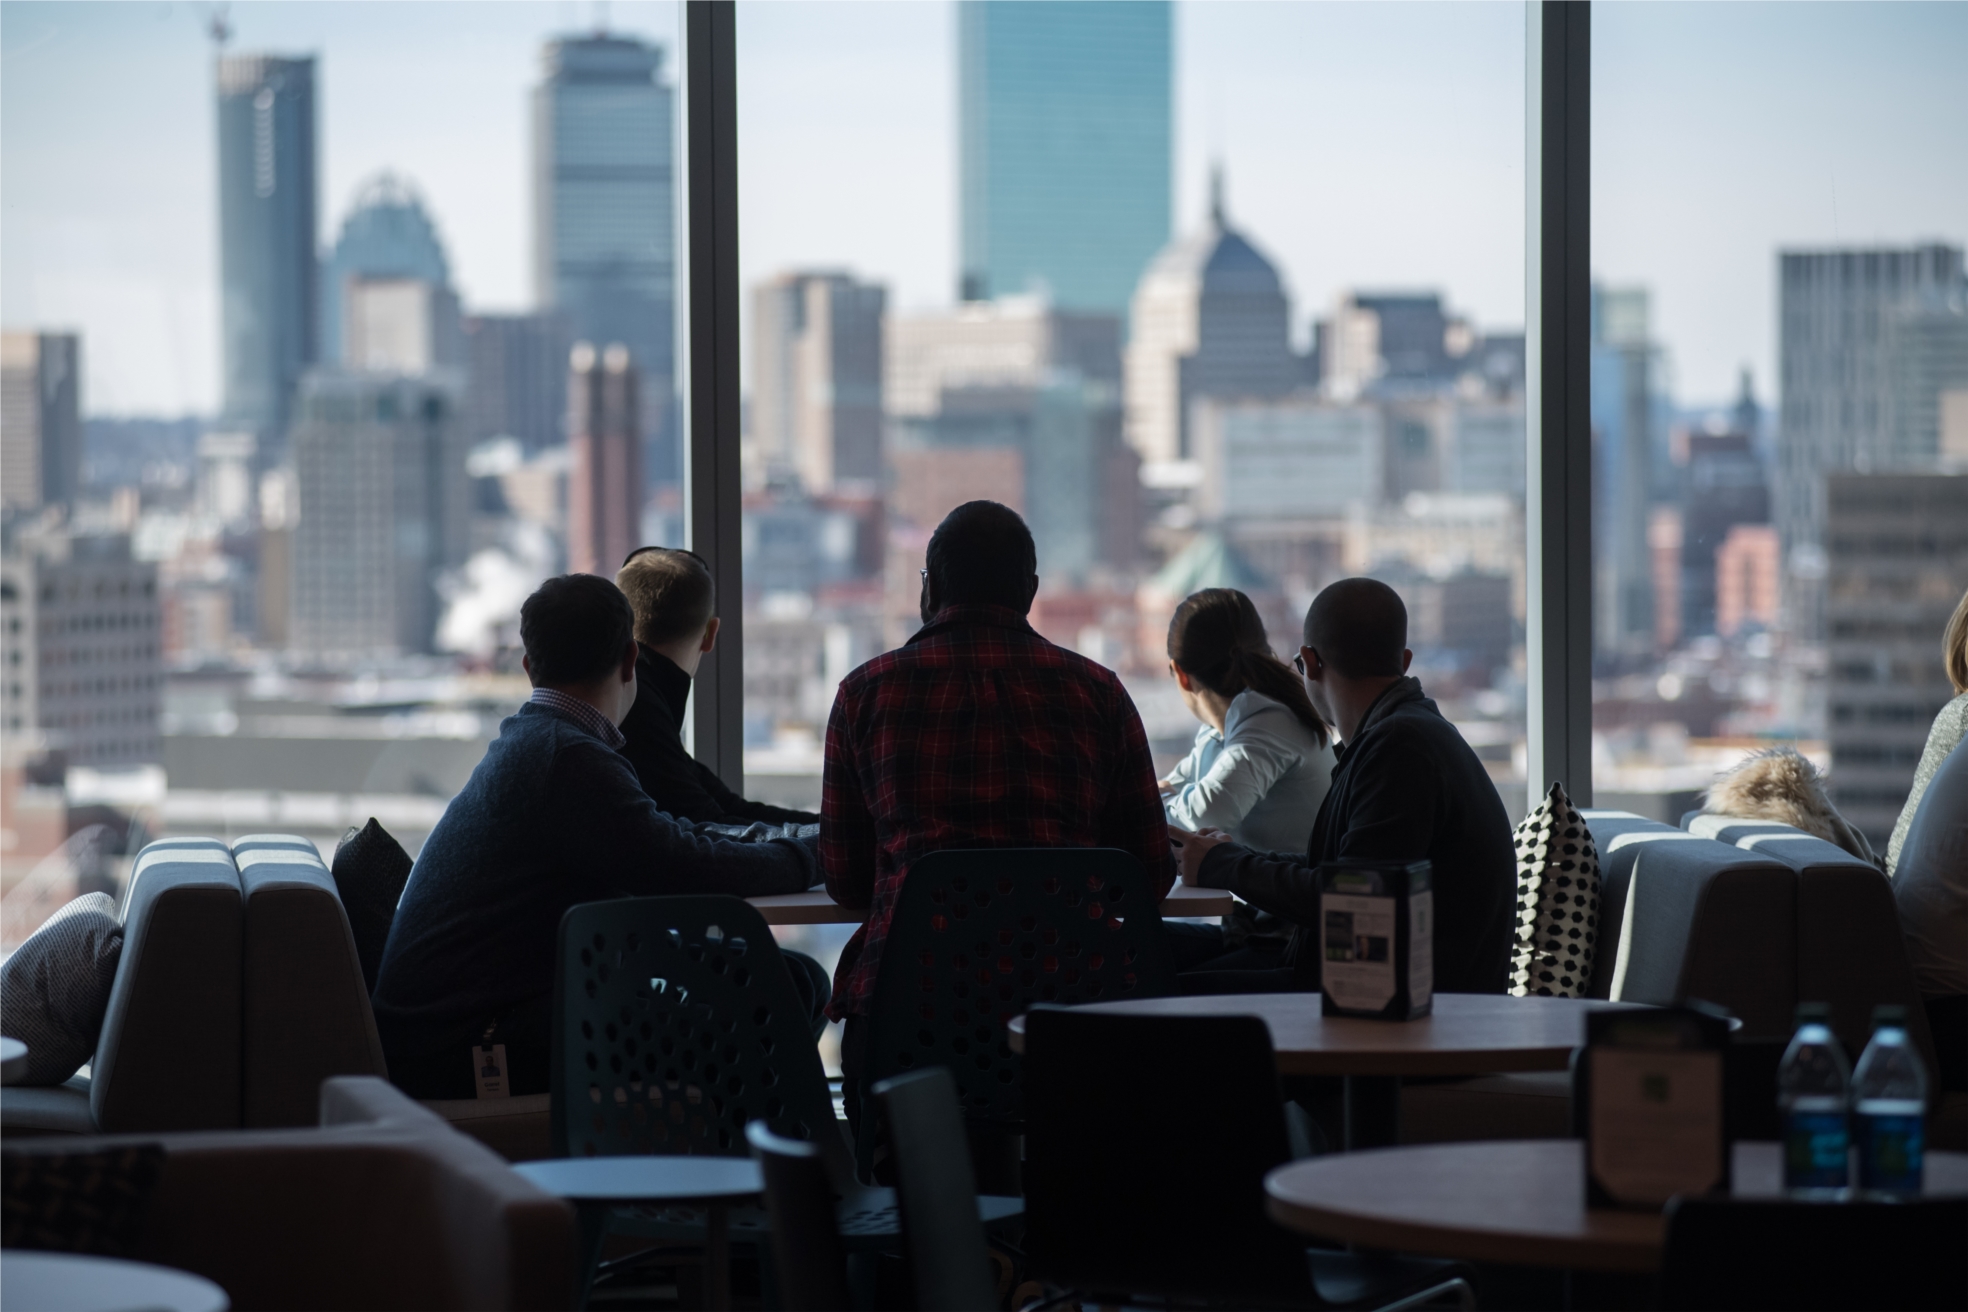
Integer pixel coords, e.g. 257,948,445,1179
528,686,627,751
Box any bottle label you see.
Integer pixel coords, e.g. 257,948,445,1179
1857,1110,1925,1193
1783,1108,1849,1189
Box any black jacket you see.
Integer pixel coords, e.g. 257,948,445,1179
1196,677,1515,994
621,647,820,827
372,701,815,1059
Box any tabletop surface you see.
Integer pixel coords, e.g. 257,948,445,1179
0,1251,230,1312
1,1035,27,1084
1264,1141,1968,1274
1005,992,1643,1076
749,881,1236,926
514,1155,764,1203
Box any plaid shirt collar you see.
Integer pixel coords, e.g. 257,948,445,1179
529,686,627,751
908,603,1037,645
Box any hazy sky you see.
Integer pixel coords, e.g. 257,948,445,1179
3,1,1963,418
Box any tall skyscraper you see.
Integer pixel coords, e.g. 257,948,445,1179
1,331,82,512
216,54,319,455
566,343,642,577
1123,186,1299,464
533,35,675,481
1778,243,1968,639
752,273,887,492
1589,284,1668,663
289,374,468,657
464,312,573,451
320,173,453,368
958,0,1171,320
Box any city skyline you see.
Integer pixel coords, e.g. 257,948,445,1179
8,2,1964,417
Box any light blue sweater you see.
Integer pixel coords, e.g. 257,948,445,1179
1163,689,1334,854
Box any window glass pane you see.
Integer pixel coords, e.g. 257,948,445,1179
737,3,1528,864
1591,5,1968,848
0,2,681,943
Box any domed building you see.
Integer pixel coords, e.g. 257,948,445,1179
319,173,455,367
1123,173,1302,464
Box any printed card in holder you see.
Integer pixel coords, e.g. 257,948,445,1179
474,1042,511,1100
1319,859,1433,1020
1579,1005,1730,1209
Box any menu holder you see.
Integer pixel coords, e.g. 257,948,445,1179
1318,859,1433,1021
1578,1003,1732,1210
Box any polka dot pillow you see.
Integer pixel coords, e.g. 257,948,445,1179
1508,782,1601,998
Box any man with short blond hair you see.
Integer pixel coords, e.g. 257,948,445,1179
614,546,819,826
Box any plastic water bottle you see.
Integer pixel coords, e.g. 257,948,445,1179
1851,1004,1928,1198
1779,1001,1850,1197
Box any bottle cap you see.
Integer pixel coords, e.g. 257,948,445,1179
1870,1003,1907,1031
1794,1001,1831,1028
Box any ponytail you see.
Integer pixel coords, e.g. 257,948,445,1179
1167,588,1330,748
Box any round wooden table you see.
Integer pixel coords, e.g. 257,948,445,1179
1,1036,28,1085
0,1251,229,1312
514,1157,763,1311
1005,992,1640,1148
749,881,1237,925
1264,1141,1968,1273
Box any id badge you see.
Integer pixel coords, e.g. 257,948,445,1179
473,1043,510,1100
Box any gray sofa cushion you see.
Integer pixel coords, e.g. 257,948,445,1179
234,835,387,1128
0,894,123,1084
1895,740,1968,1001
0,1078,98,1135
91,839,243,1134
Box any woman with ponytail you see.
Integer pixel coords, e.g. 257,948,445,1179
1160,588,1335,852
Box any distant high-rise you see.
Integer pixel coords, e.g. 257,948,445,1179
320,173,452,368
885,297,1121,418
534,35,675,481
1680,373,1771,641
343,278,463,378
1590,283,1668,663
958,0,1171,321
1,331,82,512
1123,185,1299,464
1778,243,1968,639
464,313,573,451
216,54,319,454
566,343,642,577
752,273,886,492
289,374,468,657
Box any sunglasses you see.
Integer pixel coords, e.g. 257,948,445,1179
622,545,709,570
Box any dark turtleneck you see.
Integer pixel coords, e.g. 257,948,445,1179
620,645,820,827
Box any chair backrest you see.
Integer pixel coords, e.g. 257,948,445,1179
861,848,1173,1132
92,838,243,1133
1020,1007,1308,1305
874,1068,998,1312
232,834,387,1128
747,1121,852,1312
551,895,836,1159
1660,1195,1968,1311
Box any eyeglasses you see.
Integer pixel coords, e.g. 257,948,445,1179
622,545,709,570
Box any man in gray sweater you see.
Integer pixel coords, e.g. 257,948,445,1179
373,574,822,1099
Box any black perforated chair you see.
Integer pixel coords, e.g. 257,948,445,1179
856,847,1175,1182
748,1121,852,1312
1023,1007,1475,1310
551,896,1021,1296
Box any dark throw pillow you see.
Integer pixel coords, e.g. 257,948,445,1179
0,892,123,1085
2,1144,165,1256
1508,781,1601,999
332,817,413,994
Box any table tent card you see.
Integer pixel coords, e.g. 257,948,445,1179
1580,1004,1731,1209
1319,859,1433,1021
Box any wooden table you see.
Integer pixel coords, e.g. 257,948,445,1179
1006,992,1642,1148
514,1156,763,1311
0,1251,229,1312
749,881,1237,926
1264,1141,1968,1273
1,1036,27,1085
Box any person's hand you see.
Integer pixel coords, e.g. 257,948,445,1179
1167,824,1230,885
1158,778,1178,797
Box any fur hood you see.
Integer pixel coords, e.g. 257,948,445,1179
1701,746,1880,867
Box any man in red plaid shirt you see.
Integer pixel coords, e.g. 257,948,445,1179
821,502,1174,1098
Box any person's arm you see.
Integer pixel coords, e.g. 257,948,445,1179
1159,733,1203,793
1164,716,1299,837
1103,682,1176,899
818,685,879,909
563,741,815,897
690,759,820,827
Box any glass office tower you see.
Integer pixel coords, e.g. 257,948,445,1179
215,54,319,456
532,35,676,483
320,174,453,368
957,0,1172,322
